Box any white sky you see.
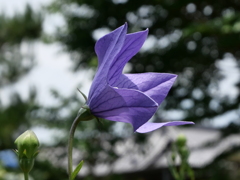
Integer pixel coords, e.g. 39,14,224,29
217,54,239,98
0,0,92,107
0,0,49,16
1,42,93,106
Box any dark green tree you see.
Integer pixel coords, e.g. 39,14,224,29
0,5,70,180
0,5,42,150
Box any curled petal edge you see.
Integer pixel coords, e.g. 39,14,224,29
136,121,195,133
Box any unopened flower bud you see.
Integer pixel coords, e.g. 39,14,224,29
176,134,187,148
14,130,39,174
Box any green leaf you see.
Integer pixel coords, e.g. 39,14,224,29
71,160,84,180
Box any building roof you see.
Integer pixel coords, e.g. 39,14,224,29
38,126,240,177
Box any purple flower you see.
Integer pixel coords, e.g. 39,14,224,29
87,23,193,133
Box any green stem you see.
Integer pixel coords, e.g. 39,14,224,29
68,113,81,180
24,172,29,180
67,106,95,180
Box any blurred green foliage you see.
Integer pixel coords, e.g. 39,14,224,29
0,4,67,180
0,0,240,180
0,5,41,150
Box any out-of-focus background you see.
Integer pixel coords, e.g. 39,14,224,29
0,0,240,180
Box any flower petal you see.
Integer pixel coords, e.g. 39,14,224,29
88,23,127,101
108,29,148,85
136,121,195,133
89,85,158,131
112,73,177,104
94,23,127,68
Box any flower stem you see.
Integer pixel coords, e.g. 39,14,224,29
67,113,81,180
68,106,94,180
24,172,29,180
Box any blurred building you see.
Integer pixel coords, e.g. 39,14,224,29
38,126,240,180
